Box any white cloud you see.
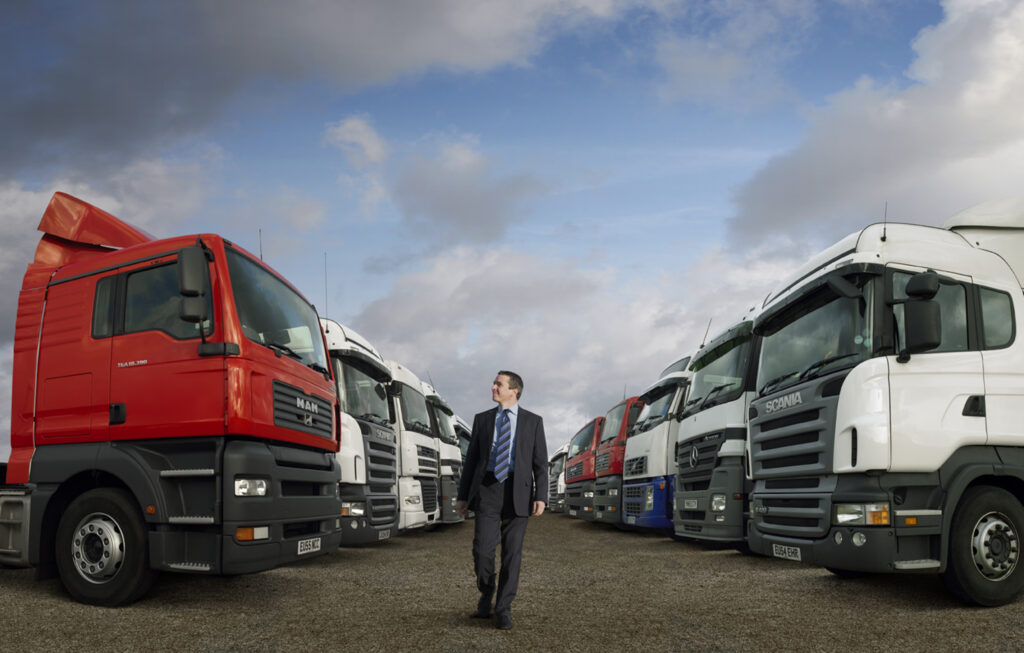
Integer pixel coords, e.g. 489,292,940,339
729,0,1024,246
324,116,390,169
655,0,816,107
351,242,801,450
393,134,546,243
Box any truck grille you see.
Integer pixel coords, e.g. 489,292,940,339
366,437,397,486
676,431,723,491
566,462,584,482
624,456,646,477
624,502,642,516
595,452,610,473
417,445,439,475
369,495,398,526
420,477,438,513
272,381,332,439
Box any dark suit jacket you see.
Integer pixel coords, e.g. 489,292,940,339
458,405,548,517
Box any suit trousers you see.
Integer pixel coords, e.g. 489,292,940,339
472,471,528,617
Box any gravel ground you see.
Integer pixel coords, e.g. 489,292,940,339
2,512,1023,652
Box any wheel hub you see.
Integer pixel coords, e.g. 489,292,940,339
71,512,126,584
971,511,1019,581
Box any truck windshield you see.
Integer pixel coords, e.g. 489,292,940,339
633,385,677,435
399,384,432,435
431,405,459,445
757,280,874,397
333,357,389,425
568,422,596,458
550,455,566,475
226,249,328,373
601,403,626,443
683,334,753,417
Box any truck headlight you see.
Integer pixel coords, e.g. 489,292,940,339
645,486,654,511
711,494,727,512
610,488,619,496
404,495,422,505
341,501,366,517
234,478,269,497
834,502,890,526
584,491,594,499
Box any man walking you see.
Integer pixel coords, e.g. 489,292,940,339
456,371,548,630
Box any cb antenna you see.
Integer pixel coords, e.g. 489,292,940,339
700,318,713,348
259,228,264,260
881,201,888,242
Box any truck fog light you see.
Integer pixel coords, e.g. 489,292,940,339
584,491,594,499
235,478,269,497
341,501,366,517
852,532,867,547
610,488,619,496
715,515,725,522
711,494,727,512
645,486,654,511
236,526,270,542
834,531,844,545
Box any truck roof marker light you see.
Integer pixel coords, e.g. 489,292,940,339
145,505,156,516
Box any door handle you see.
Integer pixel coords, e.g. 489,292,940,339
110,403,127,425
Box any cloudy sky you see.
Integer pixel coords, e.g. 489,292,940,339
3,0,1023,459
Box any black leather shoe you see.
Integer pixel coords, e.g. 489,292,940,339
470,595,491,618
495,614,512,630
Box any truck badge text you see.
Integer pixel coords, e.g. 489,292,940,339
765,392,802,414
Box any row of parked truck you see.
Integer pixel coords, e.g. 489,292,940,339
550,203,1024,607
0,192,471,606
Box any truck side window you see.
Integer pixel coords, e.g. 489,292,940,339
124,263,210,339
979,286,1014,349
92,276,115,338
893,272,968,353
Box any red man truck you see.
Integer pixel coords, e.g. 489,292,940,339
0,193,342,605
564,417,605,521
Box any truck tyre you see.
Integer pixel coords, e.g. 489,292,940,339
942,486,1024,606
55,488,157,606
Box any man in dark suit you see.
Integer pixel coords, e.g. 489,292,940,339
457,370,548,630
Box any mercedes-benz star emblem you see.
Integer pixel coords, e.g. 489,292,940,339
689,446,699,468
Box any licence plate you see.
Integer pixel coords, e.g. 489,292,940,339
378,529,391,541
772,543,801,562
626,516,636,525
569,509,577,517
683,499,698,510
297,537,322,555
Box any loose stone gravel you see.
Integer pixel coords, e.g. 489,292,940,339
2,513,1022,652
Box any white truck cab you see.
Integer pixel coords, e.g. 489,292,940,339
385,360,441,531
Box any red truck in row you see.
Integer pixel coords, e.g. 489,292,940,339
0,192,343,605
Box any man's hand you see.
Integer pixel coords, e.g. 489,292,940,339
456,499,468,516
531,500,546,516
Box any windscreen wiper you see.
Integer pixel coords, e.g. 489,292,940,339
759,371,797,397
698,383,732,411
266,341,302,360
798,352,862,381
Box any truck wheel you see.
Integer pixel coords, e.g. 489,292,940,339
55,488,157,606
942,486,1024,606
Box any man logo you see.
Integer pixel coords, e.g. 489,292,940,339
689,446,699,469
295,397,319,414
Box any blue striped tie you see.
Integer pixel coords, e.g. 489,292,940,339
493,409,512,482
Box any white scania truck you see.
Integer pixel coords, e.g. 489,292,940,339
748,205,1024,606
321,319,399,544
385,361,441,531
421,381,464,525
674,312,760,546
548,443,569,513
622,355,691,531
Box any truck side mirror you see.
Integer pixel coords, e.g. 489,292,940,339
178,247,209,324
905,271,939,300
904,299,941,354
178,246,208,297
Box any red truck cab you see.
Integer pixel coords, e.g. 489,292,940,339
0,192,343,605
564,416,604,521
593,396,644,525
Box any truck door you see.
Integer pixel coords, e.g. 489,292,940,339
887,267,986,471
108,255,225,441
35,274,114,442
